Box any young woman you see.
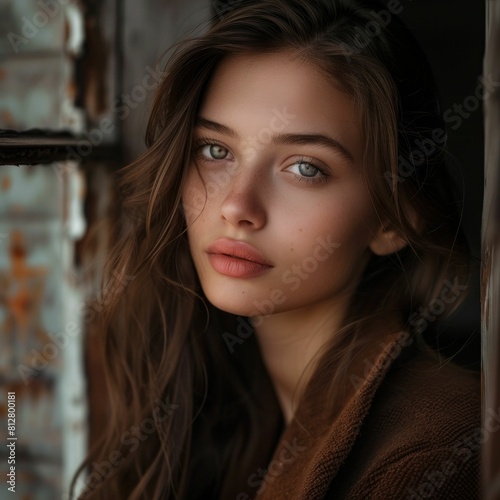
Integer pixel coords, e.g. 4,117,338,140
71,0,480,498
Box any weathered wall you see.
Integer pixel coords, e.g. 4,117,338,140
0,0,87,497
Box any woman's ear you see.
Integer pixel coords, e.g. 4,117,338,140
368,224,408,256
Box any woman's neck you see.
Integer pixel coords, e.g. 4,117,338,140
253,296,349,425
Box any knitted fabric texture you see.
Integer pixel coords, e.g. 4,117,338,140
253,333,481,500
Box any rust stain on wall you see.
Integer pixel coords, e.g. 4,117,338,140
0,110,14,127
1,175,11,191
1,230,51,367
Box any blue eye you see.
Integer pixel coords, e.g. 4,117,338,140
286,159,327,184
296,161,320,177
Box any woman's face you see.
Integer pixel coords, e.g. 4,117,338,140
182,51,388,320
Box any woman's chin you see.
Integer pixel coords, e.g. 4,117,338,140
206,298,255,318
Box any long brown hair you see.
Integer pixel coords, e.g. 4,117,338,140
70,0,470,498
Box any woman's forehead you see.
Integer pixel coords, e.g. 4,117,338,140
197,51,362,159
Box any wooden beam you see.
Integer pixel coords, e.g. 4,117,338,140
482,0,500,498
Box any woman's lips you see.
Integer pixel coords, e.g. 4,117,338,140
206,239,273,278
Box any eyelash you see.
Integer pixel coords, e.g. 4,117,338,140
291,157,329,185
193,136,231,162
192,137,330,184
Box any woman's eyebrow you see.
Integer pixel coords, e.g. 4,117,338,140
276,133,353,162
196,117,239,139
195,117,354,162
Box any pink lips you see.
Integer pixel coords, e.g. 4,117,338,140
206,239,274,278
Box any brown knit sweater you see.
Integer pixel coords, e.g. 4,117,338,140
250,332,481,500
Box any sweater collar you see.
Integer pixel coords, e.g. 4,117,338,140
256,330,417,499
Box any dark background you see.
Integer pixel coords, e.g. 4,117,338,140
389,0,484,368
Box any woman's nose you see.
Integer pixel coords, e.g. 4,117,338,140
220,171,267,230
